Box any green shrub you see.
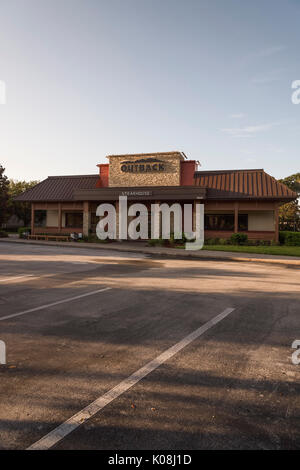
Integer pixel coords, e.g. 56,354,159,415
18,227,31,238
230,233,248,245
259,240,271,246
279,231,288,245
148,238,165,246
279,231,300,246
285,232,300,246
0,230,8,238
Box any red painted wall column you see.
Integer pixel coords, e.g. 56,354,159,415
180,161,196,186
96,163,109,187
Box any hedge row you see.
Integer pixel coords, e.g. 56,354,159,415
205,234,276,246
279,231,300,246
205,231,300,246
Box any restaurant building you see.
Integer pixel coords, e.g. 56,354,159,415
16,151,297,242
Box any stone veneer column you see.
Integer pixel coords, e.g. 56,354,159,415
115,200,120,240
83,201,91,236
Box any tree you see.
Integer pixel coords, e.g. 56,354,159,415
279,173,300,193
278,173,300,231
0,165,9,226
7,179,39,226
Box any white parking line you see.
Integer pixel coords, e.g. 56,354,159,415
0,274,34,283
27,307,235,450
0,287,112,321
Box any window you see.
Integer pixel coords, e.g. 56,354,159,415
65,212,83,228
238,214,248,231
205,214,234,231
34,210,46,227
204,214,248,231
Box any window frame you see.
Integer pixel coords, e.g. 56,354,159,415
204,213,248,231
64,211,83,229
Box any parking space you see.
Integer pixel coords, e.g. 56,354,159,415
0,242,299,450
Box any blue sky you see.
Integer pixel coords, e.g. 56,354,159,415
0,0,299,181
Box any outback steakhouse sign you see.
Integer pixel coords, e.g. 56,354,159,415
120,158,165,173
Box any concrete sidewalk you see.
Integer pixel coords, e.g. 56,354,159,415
0,236,299,266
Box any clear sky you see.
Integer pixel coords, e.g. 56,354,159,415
0,0,299,181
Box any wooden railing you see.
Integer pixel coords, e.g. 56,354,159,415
27,234,71,242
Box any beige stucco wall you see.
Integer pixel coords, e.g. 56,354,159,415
46,210,58,227
108,153,183,187
248,211,275,231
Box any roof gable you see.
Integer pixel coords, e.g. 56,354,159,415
14,175,99,202
194,169,298,200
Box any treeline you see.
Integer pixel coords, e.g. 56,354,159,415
278,173,300,231
0,164,39,227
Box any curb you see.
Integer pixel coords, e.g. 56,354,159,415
0,238,299,267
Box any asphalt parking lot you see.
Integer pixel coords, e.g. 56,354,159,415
0,241,299,450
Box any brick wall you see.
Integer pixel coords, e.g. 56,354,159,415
180,160,196,185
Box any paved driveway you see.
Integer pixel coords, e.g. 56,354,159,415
0,242,299,449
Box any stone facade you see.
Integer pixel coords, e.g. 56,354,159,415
108,152,184,187
82,201,91,236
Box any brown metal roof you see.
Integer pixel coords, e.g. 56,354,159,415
15,169,297,202
194,169,298,200
14,175,99,202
